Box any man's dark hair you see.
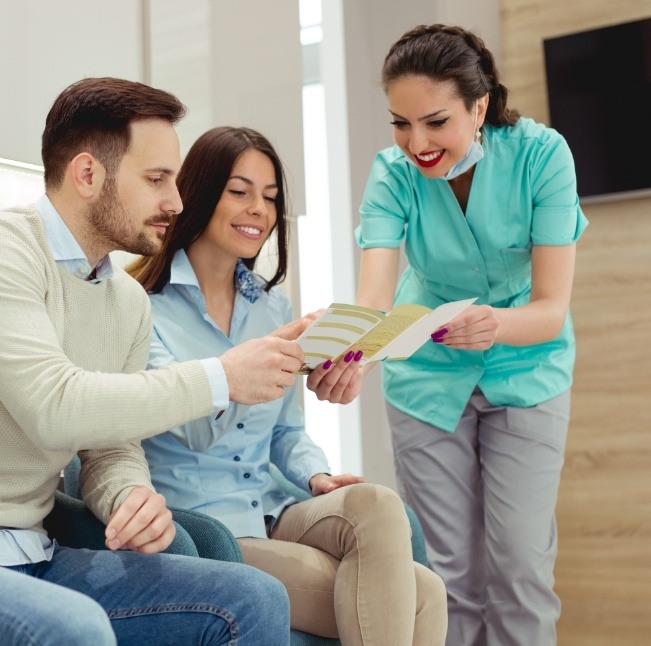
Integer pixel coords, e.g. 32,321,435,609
41,77,186,188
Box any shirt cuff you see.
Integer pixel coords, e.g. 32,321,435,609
199,357,230,418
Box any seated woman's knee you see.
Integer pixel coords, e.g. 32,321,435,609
342,483,410,532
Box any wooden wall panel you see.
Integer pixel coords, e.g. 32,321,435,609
501,1,651,643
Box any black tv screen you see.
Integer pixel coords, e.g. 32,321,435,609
543,18,651,202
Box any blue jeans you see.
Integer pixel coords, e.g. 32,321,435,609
2,544,290,645
0,565,115,645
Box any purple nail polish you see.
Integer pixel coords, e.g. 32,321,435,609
432,327,448,341
354,350,363,362
344,350,354,362
322,359,332,370
431,327,448,341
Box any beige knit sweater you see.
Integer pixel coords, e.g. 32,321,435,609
0,207,214,534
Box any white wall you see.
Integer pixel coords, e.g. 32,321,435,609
148,0,304,307
146,0,213,154
0,0,144,165
0,0,304,309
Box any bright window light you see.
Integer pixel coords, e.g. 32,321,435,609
300,25,323,46
0,158,44,209
0,157,135,269
299,0,322,45
298,0,341,472
299,0,322,30
299,81,340,473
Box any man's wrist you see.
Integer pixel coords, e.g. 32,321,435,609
199,357,230,413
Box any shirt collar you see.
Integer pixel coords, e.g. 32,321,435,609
35,194,113,282
170,250,262,303
234,258,262,303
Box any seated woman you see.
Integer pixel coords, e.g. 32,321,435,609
128,126,447,646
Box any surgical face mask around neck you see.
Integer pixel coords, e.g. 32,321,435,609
438,137,484,181
438,103,484,181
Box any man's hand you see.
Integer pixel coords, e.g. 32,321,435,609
309,472,366,496
220,336,304,404
270,310,323,341
105,487,175,554
306,351,364,404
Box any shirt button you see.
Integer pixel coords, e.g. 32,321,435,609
237,423,244,429
243,473,251,479
233,456,241,462
251,501,258,508
473,267,480,273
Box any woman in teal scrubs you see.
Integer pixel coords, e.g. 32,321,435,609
354,24,588,645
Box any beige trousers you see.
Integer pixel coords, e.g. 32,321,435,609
238,483,447,646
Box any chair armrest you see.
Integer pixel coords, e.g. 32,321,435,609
63,455,82,499
404,504,428,566
170,507,243,563
44,490,110,550
270,463,311,501
45,491,199,556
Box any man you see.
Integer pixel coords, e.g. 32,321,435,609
0,77,297,645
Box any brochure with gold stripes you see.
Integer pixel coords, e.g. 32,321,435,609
297,298,477,372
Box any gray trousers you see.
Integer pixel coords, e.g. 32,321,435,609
387,388,570,646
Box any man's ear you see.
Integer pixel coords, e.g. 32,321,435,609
69,153,106,199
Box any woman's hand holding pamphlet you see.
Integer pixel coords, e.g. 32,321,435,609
297,298,477,372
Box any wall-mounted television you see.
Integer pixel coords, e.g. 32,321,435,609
543,18,651,203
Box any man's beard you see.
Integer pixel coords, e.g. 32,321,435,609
87,174,170,257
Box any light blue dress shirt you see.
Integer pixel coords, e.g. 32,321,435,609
0,195,114,566
356,117,589,432
38,194,114,282
142,249,330,539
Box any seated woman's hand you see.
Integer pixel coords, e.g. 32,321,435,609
306,350,364,404
431,304,499,350
309,472,367,495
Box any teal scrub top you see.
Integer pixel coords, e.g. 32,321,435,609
356,117,589,432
